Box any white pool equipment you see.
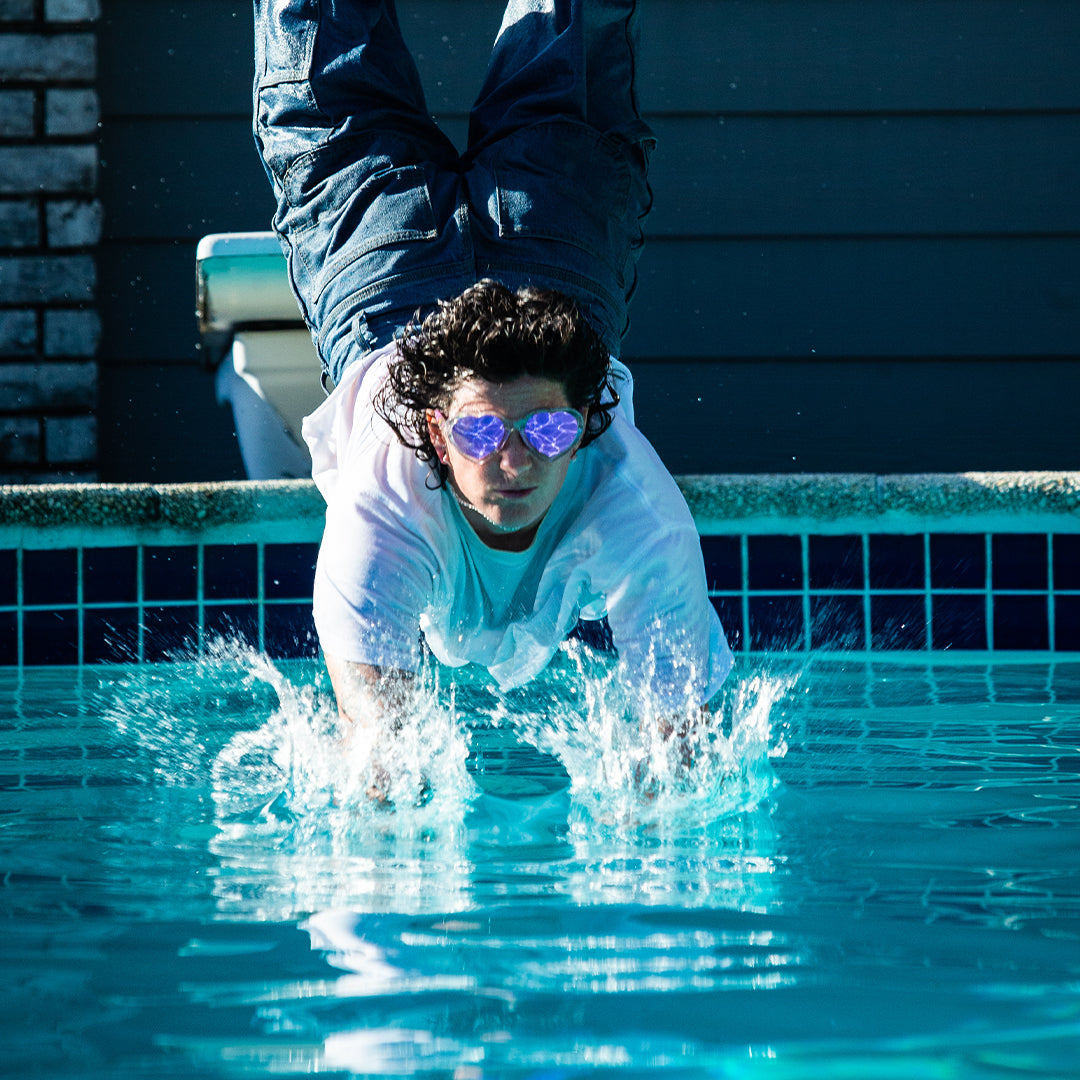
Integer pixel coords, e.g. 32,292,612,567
197,232,324,480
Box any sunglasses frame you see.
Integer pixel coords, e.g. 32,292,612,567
435,407,586,462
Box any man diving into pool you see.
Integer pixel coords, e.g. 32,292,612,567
252,0,733,751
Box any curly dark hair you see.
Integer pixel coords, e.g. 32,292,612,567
374,280,619,486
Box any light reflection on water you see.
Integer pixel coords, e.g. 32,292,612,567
2,649,1080,1077
193,639,788,921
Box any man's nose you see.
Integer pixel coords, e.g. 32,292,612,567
499,429,533,471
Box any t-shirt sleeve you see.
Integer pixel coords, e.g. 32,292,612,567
304,345,438,672
312,485,436,672
603,521,734,711
581,420,734,709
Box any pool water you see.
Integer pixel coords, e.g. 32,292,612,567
3,646,1079,1079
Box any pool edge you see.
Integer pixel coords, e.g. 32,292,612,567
3,472,1079,536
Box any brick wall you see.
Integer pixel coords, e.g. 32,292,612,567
0,0,100,483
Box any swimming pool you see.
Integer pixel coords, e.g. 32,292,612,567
2,474,1080,1077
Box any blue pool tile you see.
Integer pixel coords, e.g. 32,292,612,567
142,606,199,661
0,612,15,664
869,535,924,590
808,535,864,590
870,594,927,650
265,604,319,659
993,594,1050,650
748,535,802,591
204,544,258,601
23,609,78,665
0,550,15,606
83,609,140,664
710,595,742,651
748,595,803,650
931,593,987,650
930,534,986,589
205,604,260,649
992,534,1048,591
23,549,77,606
1054,535,1080,590
700,536,742,592
264,543,319,599
1056,596,1080,650
810,595,865,650
144,547,198,602
84,546,138,604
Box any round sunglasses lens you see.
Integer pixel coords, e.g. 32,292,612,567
450,414,507,459
522,410,581,458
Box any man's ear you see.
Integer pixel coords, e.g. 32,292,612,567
426,410,449,465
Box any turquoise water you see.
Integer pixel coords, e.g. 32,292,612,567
3,647,1079,1078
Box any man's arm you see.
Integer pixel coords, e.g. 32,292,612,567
324,652,414,730
324,653,420,803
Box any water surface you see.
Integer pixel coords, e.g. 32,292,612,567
3,649,1079,1078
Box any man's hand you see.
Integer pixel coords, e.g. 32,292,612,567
324,654,416,802
324,654,413,729
656,706,712,771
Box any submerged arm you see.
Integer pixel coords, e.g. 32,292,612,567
324,653,419,803
324,652,414,730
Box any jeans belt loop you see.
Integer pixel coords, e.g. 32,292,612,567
354,310,378,352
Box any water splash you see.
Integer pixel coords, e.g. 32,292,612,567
102,638,286,787
103,636,794,915
485,640,795,835
210,650,476,819
100,640,478,917
106,636,793,831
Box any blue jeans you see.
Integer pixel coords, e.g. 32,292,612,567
253,0,655,384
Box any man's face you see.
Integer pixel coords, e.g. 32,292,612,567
426,375,580,552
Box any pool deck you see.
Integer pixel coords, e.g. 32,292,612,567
1,472,1079,542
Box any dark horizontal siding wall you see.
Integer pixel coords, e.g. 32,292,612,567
98,0,1080,479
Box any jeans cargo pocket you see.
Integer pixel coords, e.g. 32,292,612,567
490,120,633,281
281,146,440,291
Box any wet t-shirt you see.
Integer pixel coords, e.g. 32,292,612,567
303,343,733,709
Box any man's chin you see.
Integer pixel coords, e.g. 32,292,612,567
469,504,546,550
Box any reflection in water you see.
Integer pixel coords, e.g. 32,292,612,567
199,640,787,919
136,641,791,1075
78,652,1080,1076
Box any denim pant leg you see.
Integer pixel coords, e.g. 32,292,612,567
463,0,655,357
253,0,475,383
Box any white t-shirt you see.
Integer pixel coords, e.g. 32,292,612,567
302,343,733,710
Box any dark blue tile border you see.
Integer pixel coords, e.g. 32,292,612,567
1055,535,1080,590
931,593,987,651
993,534,1048,591
748,535,802,590
930,534,985,590
994,595,1051,650
205,544,258,601
144,546,198,602
810,595,865,651
23,549,78,606
2,532,1079,665
700,536,741,592
809,535,864,590
1057,596,1080,651
84,546,138,604
869,535,924,590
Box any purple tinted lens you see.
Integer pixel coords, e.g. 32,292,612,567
449,414,508,459
448,409,583,459
521,410,582,458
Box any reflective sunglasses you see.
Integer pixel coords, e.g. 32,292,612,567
436,408,585,461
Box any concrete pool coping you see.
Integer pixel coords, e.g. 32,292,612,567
2,472,1079,541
